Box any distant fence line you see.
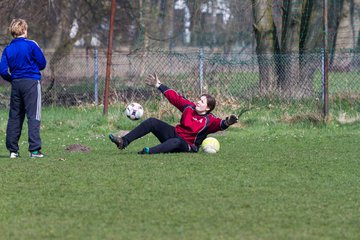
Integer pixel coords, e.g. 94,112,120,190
0,49,359,115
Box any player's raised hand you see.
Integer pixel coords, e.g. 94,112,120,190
145,73,161,88
225,114,238,126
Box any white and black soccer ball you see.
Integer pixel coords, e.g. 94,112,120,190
125,102,144,120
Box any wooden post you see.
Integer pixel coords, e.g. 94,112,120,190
103,0,116,115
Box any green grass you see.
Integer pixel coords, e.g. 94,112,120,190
0,105,359,240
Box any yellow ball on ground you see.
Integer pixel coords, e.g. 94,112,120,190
201,137,220,154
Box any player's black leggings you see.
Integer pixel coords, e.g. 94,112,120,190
122,117,190,154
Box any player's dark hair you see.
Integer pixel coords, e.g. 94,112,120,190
202,94,216,113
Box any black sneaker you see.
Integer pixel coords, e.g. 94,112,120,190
10,152,19,159
109,134,125,149
138,147,150,154
30,150,44,158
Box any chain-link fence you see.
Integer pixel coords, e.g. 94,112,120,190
0,48,359,117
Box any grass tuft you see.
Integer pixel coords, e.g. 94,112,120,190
337,112,360,124
282,112,324,125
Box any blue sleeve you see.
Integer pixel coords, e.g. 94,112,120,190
0,49,11,82
30,41,46,70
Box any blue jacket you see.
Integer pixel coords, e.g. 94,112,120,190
0,37,46,82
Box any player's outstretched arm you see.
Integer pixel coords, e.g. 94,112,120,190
145,73,161,88
146,73,192,112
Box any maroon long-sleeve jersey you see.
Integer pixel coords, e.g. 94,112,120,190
159,84,228,150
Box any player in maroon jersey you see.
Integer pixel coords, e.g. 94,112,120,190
109,73,238,154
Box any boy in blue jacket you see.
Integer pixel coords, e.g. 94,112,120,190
0,19,47,158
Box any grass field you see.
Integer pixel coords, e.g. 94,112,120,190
0,105,359,239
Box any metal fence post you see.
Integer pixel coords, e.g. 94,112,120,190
94,48,99,105
198,47,204,95
86,48,90,82
323,0,329,118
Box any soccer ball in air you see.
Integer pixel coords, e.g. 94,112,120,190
201,137,220,154
125,102,144,120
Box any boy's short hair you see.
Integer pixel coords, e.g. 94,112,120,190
202,94,216,113
9,19,28,38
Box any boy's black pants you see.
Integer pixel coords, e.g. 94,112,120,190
6,79,42,153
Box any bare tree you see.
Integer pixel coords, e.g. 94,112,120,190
279,0,302,97
299,0,323,97
251,0,324,98
331,0,360,71
252,0,279,96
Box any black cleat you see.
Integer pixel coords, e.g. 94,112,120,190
109,134,125,150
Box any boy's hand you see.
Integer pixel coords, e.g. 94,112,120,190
145,73,161,88
225,114,238,126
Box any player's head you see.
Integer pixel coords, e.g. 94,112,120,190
196,94,216,114
9,19,28,38
203,94,216,113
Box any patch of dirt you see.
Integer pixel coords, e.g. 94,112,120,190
65,144,91,153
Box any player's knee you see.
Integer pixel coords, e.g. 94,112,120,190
147,117,158,123
140,118,160,131
144,117,160,126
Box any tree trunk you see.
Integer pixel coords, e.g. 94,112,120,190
336,0,356,50
333,0,352,71
333,0,360,71
139,0,150,77
351,0,360,69
279,0,302,98
211,0,217,48
252,0,279,96
49,0,78,77
168,0,175,50
299,0,323,98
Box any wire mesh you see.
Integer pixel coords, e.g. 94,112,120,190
0,49,359,117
